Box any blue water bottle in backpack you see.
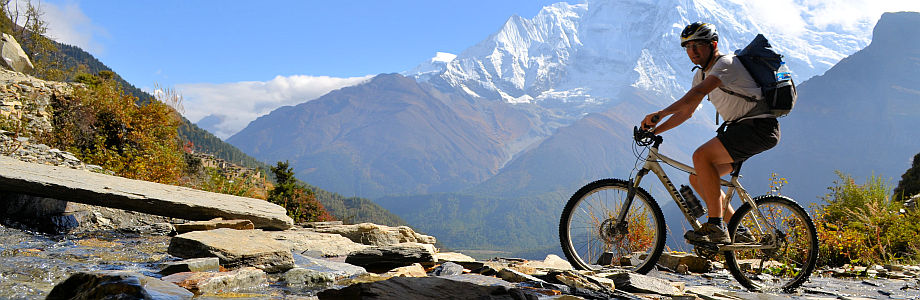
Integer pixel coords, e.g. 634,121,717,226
775,62,791,81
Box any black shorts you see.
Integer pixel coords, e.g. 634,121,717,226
716,118,780,162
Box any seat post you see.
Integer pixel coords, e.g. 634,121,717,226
730,161,744,178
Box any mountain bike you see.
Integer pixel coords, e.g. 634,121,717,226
558,123,818,292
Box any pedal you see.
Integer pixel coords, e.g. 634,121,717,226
687,239,720,256
693,246,718,260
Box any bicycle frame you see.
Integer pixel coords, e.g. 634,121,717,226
618,141,778,251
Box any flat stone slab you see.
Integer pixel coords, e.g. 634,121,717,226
0,156,293,229
168,228,295,273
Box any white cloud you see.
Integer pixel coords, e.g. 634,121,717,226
743,0,920,39
176,75,373,139
27,0,108,54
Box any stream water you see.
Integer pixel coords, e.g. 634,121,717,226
0,223,172,299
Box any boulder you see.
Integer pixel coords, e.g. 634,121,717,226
345,243,436,273
46,270,193,300
270,227,369,257
167,228,294,273
316,276,522,300
310,222,436,245
159,257,221,276
0,33,33,73
430,262,465,276
161,267,267,295
658,251,712,273
293,253,367,279
174,218,254,233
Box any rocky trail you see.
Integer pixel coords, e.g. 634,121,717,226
1,215,919,300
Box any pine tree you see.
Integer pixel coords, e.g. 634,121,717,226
268,161,334,223
894,152,920,202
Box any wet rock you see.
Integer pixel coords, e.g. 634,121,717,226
345,242,435,273
159,257,221,276
282,267,335,287
161,267,267,295
167,228,294,273
686,285,741,300
430,262,465,276
309,222,436,246
316,276,518,300
270,227,369,257
607,271,682,296
335,273,393,286
293,253,367,279
174,218,254,233
46,270,193,300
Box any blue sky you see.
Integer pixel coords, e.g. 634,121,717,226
42,0,576,85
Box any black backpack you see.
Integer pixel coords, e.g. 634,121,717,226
721,34,797,117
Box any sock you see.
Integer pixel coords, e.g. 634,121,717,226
707,217,723,227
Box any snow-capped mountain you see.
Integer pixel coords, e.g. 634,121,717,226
402,52,457,82
407,0,869,114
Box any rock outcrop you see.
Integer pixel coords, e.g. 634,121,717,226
0,34,33,73
308,221,436,245
0,155,294,230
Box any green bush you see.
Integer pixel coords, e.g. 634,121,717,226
814,171,920,267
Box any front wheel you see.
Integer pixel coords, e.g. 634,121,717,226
724,195,818,292
559,179,666,273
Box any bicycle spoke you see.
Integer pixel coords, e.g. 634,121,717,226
724,196,817,292
561,179,665,274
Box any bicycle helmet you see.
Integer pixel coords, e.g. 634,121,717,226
680,22,718,47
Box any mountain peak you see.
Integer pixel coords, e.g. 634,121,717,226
871,12,920,51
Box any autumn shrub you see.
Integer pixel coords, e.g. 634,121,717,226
813,171,920,267
268,161,334,223
40,72,185,184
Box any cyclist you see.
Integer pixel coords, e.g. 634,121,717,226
641,22,780,245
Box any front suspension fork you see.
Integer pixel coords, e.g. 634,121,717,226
614,169,650,232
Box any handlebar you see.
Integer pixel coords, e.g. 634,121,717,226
634,124,663,148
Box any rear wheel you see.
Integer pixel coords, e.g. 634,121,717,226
724,195,818,292
559,179,666,273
